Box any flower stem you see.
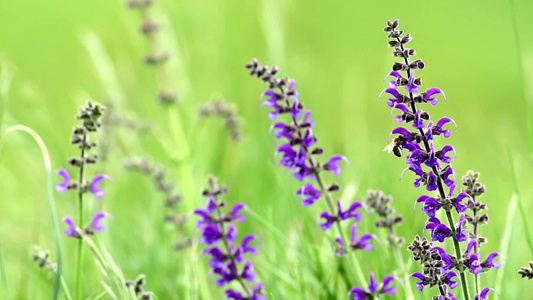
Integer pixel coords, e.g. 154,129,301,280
397,39,471,300
74,132,87,300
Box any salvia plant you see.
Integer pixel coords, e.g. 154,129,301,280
54,101,114,298
380,19,501,300
123,156,192,249
244,59,401,299
193,175,265,300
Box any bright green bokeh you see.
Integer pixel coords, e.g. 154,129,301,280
0,0,532,299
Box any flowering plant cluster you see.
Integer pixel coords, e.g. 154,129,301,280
193,175,265,300
381,19,501,300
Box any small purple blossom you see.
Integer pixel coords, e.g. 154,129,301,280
62,216,77,236
348,272,399,300
425,217,450,242
55,169,71,192
474,287,498,300
90,211,113,232
89,174,113,199
323,155,348,176
295,183,322,206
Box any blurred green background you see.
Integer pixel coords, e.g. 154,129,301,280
0,0,532,299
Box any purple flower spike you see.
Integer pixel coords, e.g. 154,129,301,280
55,169,70,193
62,216,77,236
323,155,348,176
475,287,498,300
295,183,322,206
406,72,419,93
434,117,458,138
90,211,113,232
89,174,113,199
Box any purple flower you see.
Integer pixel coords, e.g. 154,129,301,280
393,103,409,122
323,155,348,175
291,99,302,119
230,203,246,222
90,211,113,232
295,183,322,206
55,169,71,192
271,122,294,140
440,292,458,300
475,287,497,300
426,171,438,191
378,80,401,107
465,240,483,274
335,224,377,253
89,174,113,199
442,166,455,187
338,199,364,222
424,87,447,105
406,72,419,93
241,261,257,281
437,145,456,164
431,246,454,271
203,246,227,267
201,224,222,244
454,213,468,242
62,216,77,236
410,272,428,291
301,128,317,147
444,271,459,289
348,272,398,300
413,109,425,129
433,117,457,138
481,252,503,270
416,195,440,217
424,217,450,242
425,141,438,168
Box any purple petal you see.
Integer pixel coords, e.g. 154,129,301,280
62,216,77,236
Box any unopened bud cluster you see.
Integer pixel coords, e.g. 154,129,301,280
123,157,191,250
365,190,404,245
125,274,153,299
518,261,533,280
128,0,177,104
31,245,57,272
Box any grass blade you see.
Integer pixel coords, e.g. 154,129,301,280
0,125,62,300
494,193,518,293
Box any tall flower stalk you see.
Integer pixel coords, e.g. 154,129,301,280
193,175,265,299
54,102,113,299
381,19,501,300
244,60,398,294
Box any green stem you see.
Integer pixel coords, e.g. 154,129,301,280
75,133,88,300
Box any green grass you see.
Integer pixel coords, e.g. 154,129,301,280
0,0,532,298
